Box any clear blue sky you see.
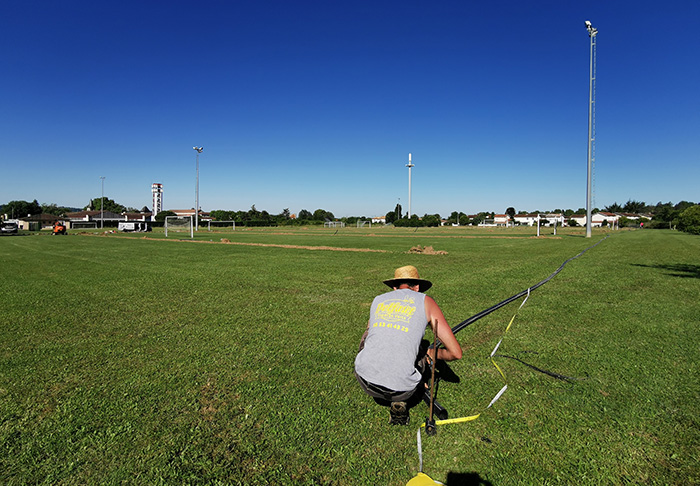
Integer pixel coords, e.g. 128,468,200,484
2,0,698,217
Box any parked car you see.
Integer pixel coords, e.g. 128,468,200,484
1,222,19,234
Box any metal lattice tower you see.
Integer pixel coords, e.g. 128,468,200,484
406,153,415,218
591,32,597,209
152,183,163,216
585,21,598,238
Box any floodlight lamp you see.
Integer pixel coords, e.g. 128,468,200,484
585,20,598,36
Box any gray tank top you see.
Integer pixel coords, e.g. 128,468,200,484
354,288,428,392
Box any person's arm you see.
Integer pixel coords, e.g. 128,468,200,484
425,296,462,362
358,320,370,352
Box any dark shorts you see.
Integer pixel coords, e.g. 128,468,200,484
354,371,418,403
355,339,431,405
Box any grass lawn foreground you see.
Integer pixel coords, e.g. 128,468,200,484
0,227,698,485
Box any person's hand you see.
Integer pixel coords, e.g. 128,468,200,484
426,345,437,364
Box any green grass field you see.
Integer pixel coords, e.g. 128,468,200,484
1,227,698,485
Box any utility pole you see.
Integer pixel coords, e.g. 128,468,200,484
193,147,203,231
100,176,105,229
406,153,415,218
585,20,598,238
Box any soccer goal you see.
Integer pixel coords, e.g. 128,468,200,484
207,220,236,231
356,220,372,228
165,216,194,238
324,221,345,228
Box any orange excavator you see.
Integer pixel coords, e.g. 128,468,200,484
52,221,67,235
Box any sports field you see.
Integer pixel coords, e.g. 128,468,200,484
1,226,698,485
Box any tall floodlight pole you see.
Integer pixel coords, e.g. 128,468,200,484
100,176,105,229
585,20,598,238
406,153,415,218
193,147,203,231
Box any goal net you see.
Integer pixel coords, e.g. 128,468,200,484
356,220,372,228
324,221,345,228
207,220,236,231
165,216,193,238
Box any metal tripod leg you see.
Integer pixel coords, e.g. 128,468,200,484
422,383,448,420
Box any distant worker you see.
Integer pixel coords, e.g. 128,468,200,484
354,265,462,425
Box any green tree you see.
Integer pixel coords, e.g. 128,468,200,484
394,215,422,227
447,211,467,225
41,203,72,216
674,200,695,213
505,207,516,220
2,200,42,218
422,214,441,227
604,202,623,213
471,212,489,226
298,209,312,221
211,210,237,221
155,211,176,222
677,205,700,235
623,199,646,213
313,209,334,221
86,198,126,213
247,205,261,220
385,210,397,224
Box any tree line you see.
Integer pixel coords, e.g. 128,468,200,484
383,199,699,233
0,199,148,218
3,198,699,235
155,206,341,226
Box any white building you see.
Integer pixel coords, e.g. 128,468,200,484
494,214,511,226
569,212,620,227
152,183,163,216
513,213,566,226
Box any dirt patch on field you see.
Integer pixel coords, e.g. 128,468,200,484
217,240,386,252
408,245,448,255
125,235,386,253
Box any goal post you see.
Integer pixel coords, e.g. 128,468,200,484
165,216,194,238
324,221,345,228
207,220,236,231
356,220,372,228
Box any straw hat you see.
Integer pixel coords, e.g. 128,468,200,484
383,265,432,292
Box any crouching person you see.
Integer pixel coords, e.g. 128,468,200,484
354,265,462,425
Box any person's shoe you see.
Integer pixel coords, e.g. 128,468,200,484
389,401,410,425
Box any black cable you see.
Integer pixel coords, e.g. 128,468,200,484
451,235,608,335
